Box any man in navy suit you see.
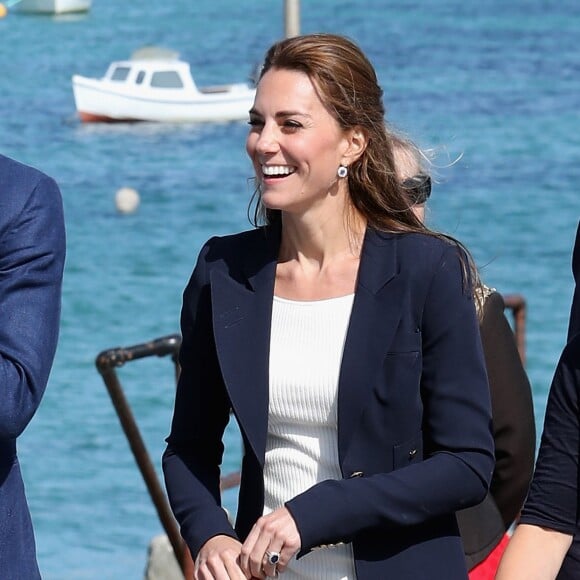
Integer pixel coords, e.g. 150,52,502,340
0,154,66,578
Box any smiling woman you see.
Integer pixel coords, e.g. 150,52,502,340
246,67,361,226
162,32,494,580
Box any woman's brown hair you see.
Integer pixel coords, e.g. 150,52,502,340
251,33,424,232
249,33,482,301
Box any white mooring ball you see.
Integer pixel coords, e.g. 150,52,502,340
115,187,140,214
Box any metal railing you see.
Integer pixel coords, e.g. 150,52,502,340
502,294,527,366
95,335,194,578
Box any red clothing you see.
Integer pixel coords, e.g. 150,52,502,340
468,533,510,580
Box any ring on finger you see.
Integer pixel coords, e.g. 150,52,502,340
265,550,280,566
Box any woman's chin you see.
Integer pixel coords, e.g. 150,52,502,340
260,192,287,212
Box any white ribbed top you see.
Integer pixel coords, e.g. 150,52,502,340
264,294,356,579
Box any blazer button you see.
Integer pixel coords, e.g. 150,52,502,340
349,471,364,478
408,449,417,458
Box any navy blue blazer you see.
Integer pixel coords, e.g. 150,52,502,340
0,155,65,578
163,225,494,579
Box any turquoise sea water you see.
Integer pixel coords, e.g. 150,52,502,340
1,1,579,578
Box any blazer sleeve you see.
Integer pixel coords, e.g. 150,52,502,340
162,239,238,557
285,244,495,552
519,337,580,534
0,171,65,439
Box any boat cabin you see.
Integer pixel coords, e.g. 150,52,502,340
104,60,199,92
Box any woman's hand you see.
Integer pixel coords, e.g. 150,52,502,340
194,534,248,580
239,507,301,578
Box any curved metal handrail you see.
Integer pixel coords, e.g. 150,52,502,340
95,335,193,577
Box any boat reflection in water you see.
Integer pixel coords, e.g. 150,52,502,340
15,0,91,14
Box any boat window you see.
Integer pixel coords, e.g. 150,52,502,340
110,66,131,82
136,71,146,85
150,71,184,89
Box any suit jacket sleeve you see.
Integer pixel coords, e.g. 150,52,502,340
162,239,238,557
0,168,65,439
285,243,495,553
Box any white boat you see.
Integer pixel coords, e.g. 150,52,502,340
15,0,91,14
71,49,256,123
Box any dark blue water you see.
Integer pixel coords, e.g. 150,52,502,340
1,0,579,577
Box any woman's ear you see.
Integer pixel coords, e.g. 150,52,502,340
342,126,368,165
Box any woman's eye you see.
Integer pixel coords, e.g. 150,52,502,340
247,118,264,127
283,120,302,131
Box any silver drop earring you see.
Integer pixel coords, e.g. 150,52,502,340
337,165,348,178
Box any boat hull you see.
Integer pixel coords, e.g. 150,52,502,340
16,0,91,13
72,75,255,123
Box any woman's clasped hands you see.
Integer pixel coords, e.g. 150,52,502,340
194,507,301,580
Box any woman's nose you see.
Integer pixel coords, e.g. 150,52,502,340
254,124,279,155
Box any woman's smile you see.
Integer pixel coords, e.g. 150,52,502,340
261,164,297,181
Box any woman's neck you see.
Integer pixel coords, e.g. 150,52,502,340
273,206,366,301
278,207,366,266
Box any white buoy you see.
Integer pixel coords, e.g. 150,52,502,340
115,187,140,214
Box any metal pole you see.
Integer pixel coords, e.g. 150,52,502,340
503,294,527,367
284,0,300,38
97,364,187,564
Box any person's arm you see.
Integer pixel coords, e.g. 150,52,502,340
162,239,238,559
497,339,580,578
479,291,535,527
0,170,65,438
496,524,572,580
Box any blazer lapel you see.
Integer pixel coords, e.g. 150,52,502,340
337,229,407,465
211,226,279,467
211,226,407,469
